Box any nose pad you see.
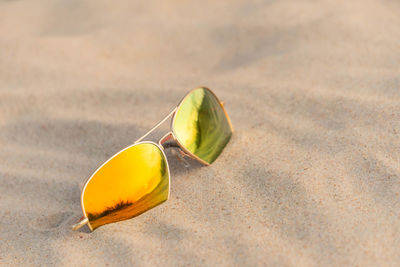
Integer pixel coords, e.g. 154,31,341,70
171,148,191,168
159,132,191,167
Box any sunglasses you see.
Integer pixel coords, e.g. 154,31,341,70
72,87,233,231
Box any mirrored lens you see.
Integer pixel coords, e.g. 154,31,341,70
173,87,233,164
82,143,169,230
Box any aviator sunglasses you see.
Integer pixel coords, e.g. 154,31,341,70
72,87,233,231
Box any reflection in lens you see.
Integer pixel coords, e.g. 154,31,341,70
173,87,233,164
82,143,169,230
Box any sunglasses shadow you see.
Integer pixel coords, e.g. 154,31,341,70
163,148,205,176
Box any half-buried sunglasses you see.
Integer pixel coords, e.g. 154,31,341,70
72,87,233,231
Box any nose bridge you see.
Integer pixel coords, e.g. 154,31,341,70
159,131,179,149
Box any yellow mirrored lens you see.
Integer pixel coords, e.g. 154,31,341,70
173,87,233,164
82,143,169,230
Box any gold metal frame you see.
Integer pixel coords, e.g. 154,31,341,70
72,87,232,231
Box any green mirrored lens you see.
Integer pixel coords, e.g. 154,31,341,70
173,87,233,164
82,143,169,230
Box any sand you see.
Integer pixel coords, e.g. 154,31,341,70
1,0,400,266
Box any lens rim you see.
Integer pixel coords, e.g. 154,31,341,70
170,87,233,166
80,141,170,231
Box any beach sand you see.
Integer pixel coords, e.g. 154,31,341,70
1,0,400,266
